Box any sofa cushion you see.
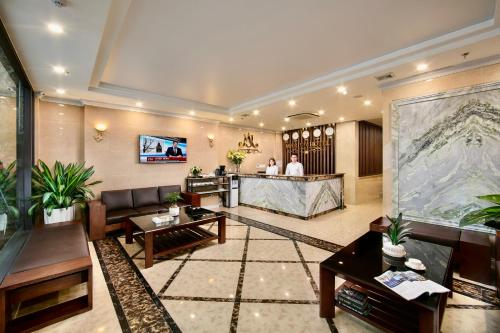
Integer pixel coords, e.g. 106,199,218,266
106,208,139,224
132,187,160,208
102,189,134,211
159,185,182,204
135,205,168,214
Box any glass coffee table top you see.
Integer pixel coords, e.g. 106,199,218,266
129,206,222,233
321,231,453,309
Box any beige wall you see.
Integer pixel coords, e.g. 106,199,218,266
335,121,359,204
382,62,500,215
36,102,280,198
0,96,17,165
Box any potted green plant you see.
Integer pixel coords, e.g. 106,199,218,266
190,166,202,177
227,150,247,173
459,194,500,229
165,192,182,216
0,161,19,233
382,213,412,258
29,160,102,224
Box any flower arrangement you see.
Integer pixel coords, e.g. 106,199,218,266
190,166,202,177
227,150,247,173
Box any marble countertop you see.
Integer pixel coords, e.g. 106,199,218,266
238,173,344,182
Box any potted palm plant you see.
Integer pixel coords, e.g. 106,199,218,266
0,161,19,233
29,160,102,224
459,194,500,229
382,213,412,258
165,192,182,216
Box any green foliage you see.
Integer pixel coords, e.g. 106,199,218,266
227,150,247,165
0,160,19,219
29,160,102,216
190,166,202,176
459,194,500,229
165,192,182,206
386,213,412,245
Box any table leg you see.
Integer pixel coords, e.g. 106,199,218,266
0,289,6,333
319,266,336,318
144,233,154,268
419,308,439,333
125,219,133,244
87,266,93,309
218,215,226,244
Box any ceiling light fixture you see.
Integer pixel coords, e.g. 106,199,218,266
318,109,325,115
253,109,260,115
135,101,143,107
52,65,67,75
416,63,428,71
305,122,311,127
281,126,286,131
47,22,64,34
337,86,347,95
229,117,234,122
259,122,264,127
339,116,345,121
288,99,296,107
364,100,372,106
58,104,65,107
284,117,290,122
189,110,196,116
56,88,66,95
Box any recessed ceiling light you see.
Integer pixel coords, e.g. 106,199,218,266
56,88,66,95
229,117,234,122
47,23,64,34
416,63,428,71
339,116,345,121
288,99,296,107
58,104,65,107
426,78,433,82
189,110,196,115
52,65,67,75
259,122,264,127
305,122,311,127
0,96,6,99
337,86,347,95
135,101,143,107
284,117,290,122
253,109,260,115
318,109,325,115
364,100,372,106
281,126,286,131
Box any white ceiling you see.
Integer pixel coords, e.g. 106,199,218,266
0,0,499,131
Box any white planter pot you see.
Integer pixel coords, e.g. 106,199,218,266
44,206,76,224
382,243,406,258
169,206,180,216
0,213,7,233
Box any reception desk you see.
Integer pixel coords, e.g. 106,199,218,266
238,174,344,220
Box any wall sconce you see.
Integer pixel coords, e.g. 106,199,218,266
94,123,107,142
207,134,215,147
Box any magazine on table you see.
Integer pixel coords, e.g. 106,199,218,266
374,270,449,301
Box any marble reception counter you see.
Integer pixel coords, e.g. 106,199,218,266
238,174,344,219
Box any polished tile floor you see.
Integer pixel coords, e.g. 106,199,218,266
36,199,500,332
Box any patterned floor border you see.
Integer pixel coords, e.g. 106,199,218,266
93,212,500,333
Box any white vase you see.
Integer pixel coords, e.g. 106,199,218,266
169,206,180,216
44,206,76,224
0,213,7,233
382,243,406,258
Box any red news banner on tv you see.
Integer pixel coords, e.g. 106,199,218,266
146,156,186,162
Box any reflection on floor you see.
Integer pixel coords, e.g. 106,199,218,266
35,201,500,332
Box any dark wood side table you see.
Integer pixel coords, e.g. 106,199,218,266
0,222,92,333
320,231,453,333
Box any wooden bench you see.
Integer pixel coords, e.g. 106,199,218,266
0,222,92,333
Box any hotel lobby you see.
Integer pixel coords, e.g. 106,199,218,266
0,1,500,332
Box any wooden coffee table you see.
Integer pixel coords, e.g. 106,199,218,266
320,231,453,333
125,207,226,268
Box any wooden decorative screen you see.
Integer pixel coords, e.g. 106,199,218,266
281,124,335,175
358,121,382,176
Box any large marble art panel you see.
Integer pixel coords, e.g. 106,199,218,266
392,82,500,231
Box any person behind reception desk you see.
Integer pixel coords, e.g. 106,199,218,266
266,157,279,175
285,152,304,176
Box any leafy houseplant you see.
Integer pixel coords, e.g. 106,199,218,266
190,166,202,177
459,195,500,229
165,192,182,216
29,160,102,224
382,213,412,258
227,150,247,173
0,161,19,233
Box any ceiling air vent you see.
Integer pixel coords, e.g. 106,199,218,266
287,112,320,120
374,72,395,81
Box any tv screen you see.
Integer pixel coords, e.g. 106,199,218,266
139,135,187,163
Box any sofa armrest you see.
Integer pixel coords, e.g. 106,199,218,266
88,199,107,241
181,192,201,207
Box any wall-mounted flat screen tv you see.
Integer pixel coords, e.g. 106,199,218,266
139,135,187,163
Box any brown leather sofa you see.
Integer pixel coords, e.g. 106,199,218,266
88,185,200,240
496,231,500,297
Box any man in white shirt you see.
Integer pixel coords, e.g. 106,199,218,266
285,153,304,176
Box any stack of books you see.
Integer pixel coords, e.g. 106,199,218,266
336,287,372,316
